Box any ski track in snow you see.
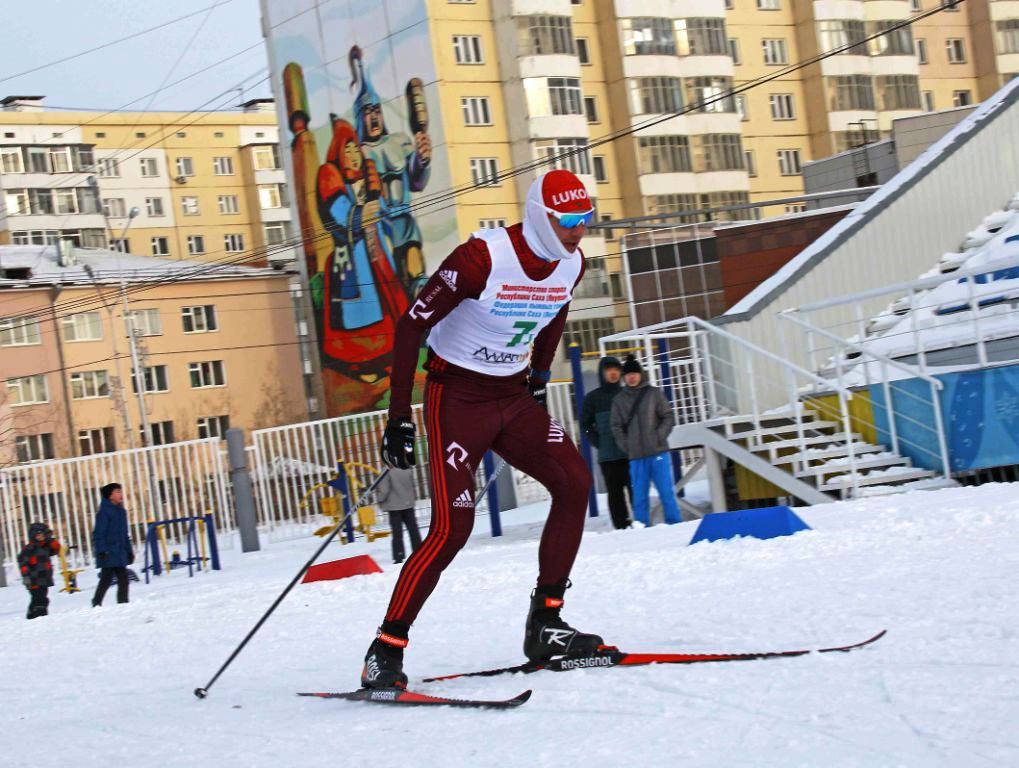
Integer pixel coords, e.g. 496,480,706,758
2,484,1019,767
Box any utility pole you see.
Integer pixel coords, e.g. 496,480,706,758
82,265,134,449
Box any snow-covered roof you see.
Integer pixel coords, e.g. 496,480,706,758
722,76,1019,321
0,245,290,289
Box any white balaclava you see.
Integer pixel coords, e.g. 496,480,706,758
522,169,593,262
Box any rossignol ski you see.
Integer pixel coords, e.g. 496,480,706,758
297,687,531,709
422,630,886,683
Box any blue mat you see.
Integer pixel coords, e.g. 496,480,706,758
689,506,811,545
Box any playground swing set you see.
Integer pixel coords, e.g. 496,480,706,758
299,461,391,543
142,513,222,584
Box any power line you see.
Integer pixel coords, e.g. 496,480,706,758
0,1,239,86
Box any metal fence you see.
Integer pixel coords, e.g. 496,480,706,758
1,437,231,569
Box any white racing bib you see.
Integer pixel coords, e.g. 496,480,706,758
427,228,581,376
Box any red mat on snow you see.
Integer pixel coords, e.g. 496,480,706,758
302,555,383,583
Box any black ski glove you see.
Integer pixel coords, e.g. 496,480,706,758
528,378,548,410
381,418,416,469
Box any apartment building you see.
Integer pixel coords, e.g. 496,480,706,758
0,244,306,465
0,96,295,267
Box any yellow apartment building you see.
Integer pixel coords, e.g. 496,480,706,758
0,97,294,268
0,244,307,465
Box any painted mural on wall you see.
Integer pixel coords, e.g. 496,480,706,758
870,363,1019,473
265,0,456,415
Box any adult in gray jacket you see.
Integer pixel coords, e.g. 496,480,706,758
610,355,681,526
376,466,422,563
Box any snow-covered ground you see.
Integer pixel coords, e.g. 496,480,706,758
3,484,1018,767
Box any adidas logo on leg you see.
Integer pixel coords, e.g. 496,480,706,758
452,489,474,509
439,270,458,291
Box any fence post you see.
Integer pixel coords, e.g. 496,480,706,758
226,429,261,553
483,452,502,537
655,337,684,492
568,343,599,518
0,529,7,588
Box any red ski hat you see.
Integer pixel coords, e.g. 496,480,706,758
539,169,593,213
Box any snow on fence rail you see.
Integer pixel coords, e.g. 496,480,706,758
0,438,231,569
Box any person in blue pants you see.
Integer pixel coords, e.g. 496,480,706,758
610,355,681,526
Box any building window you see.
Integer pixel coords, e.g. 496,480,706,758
111,238,130,253
519,15,575,55
62,312,103,342
479,218,508,229
785,203,807,214
630,77,684,114
916,38,928,64
817,20,867,55
15,433,54,463
213,156,235,175
145,197,164,216
756,0,780,9
3,190,26,217
869,21,914,56
676,19,728,56
151,236,170,257
946,38,966,64
252,145,281,170
535,138,592,175
576,38,590,64
102,195,126,218
26,148,49,173
584,96,599,123
599,214,616,242
79,427,115,456
49,147,72,173
562,318,618,357
941,0,960,11
126,309,162,337
922,90,935,111
189,360,226,388
147,421,176,446
54,189,79,215
646,192,699,221
181,196,200,215
0,315,41,346
744,150,757,177
469,157,500,186
997,20,1019,54
182,305,218,333
97,157,119,177
762,38,788,65
453,34,484,63
461,96,492,126
139,157,158,177
132,365,169,394
1,147,24,173
7,375,49,406
621,17,676,56
686,76,736,113
952,90,972,107
735,94,749,120
70,370,110,400
777,149,802,175
910,0,921,10
728,38,741,64
187,235,206,255
694,135,745,172
218,195,240,214
264,222,290,245
224,233,245,252
637,135,692,174
197,415,230,440
176,156,195,177
593,155,608,182
828,75,875,111
878,75,921,110
548,77,584,115
258,184,285,209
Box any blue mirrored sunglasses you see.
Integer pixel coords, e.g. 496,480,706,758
535,201,595,229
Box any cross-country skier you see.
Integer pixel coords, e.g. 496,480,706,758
362,169,601,689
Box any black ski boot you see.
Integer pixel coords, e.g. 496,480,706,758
523,582,604,661
361,624,409,689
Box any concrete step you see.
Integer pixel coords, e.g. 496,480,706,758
773,443,887,466
794,454,909,480
819,467,937,493
725,420,840,442
749,433,861,454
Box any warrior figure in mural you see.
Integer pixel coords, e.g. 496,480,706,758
317,118,409,383
349,45,432,297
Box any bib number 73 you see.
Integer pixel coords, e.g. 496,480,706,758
507,321,538,347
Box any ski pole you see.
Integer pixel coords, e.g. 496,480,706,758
476,457,508,501
194,467,391,699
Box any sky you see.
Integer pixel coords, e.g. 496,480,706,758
0,0,273,113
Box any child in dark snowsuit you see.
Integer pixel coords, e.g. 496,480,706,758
17,522,61,619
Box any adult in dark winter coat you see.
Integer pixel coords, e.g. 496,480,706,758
610,355,681,526
375,466,422,564
580,356,632,529
17,522,61,619
91,482,134,607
